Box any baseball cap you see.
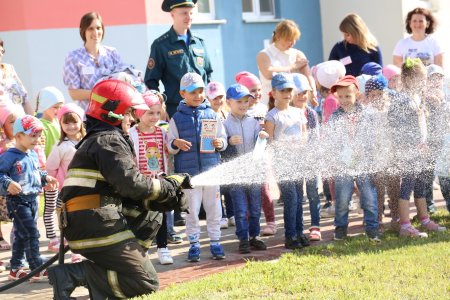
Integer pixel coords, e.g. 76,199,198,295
226,84,254,100
57,103,85,122
382,64,401,81
206,82,226,99
361,62,382,76
292,73,312,93
316,60,346,89
365,75,388,94
36,86,65,113
13,115,43,136
162,0,197,12
330,75,360,93
180,72,205,92
271,73,296,90
427,64,445,77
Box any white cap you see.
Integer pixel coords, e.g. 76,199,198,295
292,73,312,93
36,86,65,113
315,60,346,89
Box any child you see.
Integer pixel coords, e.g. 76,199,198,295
265,73,309,249
129,91,174,265
46,103,85,263
206,81,233,229
388,58,446,237
223,83,268,253
168,72,228,262
35,86,65,252
327,75,381,242
363,75,400,232
0,102,22,270
291,73,322,241
0,115,58,281
235,71,276,236
315,60,346,218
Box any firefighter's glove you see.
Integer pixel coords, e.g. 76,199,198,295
149,174,191,212
164,174,193,190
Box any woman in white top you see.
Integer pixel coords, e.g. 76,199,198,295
257,20,317,106
393,7,444,68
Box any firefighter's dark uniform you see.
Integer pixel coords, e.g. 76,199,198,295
144,26,213,117
57,119,164,299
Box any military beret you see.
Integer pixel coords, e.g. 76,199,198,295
162,0,197,12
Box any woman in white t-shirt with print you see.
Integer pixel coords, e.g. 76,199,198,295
393,7,444,68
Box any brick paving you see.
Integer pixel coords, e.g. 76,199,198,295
0,188,446,299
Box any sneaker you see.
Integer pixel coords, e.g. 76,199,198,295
210,244,225,260
157,248,174,265
390,220,400,232
334,227,348,241
366,229,382,243
321,204,335,218
399,225,428,238
71,254,83,264
8,268,29,281
167,234,183,244
322,201,331,209
261,222,277,236
47,239,60,253
174,219,186,227
30,269,48,282
309,227,321,241
348,199,357,211
421,220,446,232
297,233,310,247
220,218,229,229
0,261,8,272
284,237,302,250
238,240,250,254
187,244,201,262
228,216,236,227
249,237,267,250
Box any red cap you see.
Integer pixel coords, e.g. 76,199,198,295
330,75,360,93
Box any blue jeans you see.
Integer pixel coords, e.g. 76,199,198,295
229,184,261,241
279,181,304,239
6,195,44,270
298,177,321,228
334,175,378,232
439,176,450,212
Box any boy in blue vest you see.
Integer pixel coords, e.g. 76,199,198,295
168,72,227,262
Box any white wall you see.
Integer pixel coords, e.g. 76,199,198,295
1,24,151,109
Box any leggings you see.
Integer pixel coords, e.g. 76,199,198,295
43,189,59,239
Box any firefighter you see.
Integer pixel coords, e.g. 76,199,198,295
48,79,190,299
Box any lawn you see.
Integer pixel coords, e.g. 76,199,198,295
137,211,450,300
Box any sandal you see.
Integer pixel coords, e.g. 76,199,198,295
0,238,11,250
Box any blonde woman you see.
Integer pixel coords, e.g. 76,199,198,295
329,13,382,76
257,20,317,106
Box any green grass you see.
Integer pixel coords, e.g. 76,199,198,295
136,211,450,300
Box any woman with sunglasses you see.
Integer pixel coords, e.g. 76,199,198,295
63,12,125,111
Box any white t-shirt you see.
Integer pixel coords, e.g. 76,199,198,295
259,43,300,105
393,35,443,66
265,106,307,141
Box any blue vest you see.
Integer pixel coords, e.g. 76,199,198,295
172,100,220,175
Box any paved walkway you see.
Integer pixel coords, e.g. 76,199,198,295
0,189,446,299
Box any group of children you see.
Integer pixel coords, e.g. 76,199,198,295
0,55,449,281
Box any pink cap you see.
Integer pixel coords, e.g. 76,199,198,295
382,64,401,81
235,71,261,89
0,102,17,127
205,81,226,100
135,91,161,118
57,103,85,122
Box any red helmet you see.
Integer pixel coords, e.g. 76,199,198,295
86,79,148,126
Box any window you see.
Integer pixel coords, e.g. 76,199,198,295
242,0,275,20
195,0,215,20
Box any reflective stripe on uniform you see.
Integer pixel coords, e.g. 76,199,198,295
68,230,135,250
121,207,141,218
63,169,106,188
137,239,153,249
107,270,127,299
143,179,161,210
